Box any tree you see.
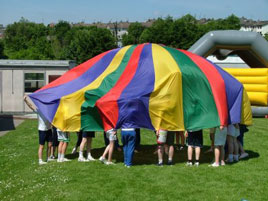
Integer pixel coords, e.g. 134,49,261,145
49,21,72,59
67,26,116,64
3,18,52,59
122,22,145,45
0,39,7,59
140,16,174,45
170,14,200,49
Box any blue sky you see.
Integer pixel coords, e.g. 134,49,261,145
1,0,268,26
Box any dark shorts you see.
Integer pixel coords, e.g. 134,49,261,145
187,130,203,148
39,129,53,145
166,131,175,146
82,131,95,138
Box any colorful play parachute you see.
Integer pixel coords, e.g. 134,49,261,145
29,43,252,132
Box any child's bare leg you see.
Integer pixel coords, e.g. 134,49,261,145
187,146,193,161
102,144,110,159
38,145,44,160
168,145,174,161
108,141,115,162
214,146,220,165
220,146,225,165
157,145,164,163
195,147,200,161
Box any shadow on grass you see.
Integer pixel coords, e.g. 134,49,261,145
65,145,259,166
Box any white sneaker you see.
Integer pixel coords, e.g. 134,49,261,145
57,158,63,163
209,162,219,167
239,152,249,159
63,158,71,162
99,156,106,163
105,161,115,165
47,157,56,162
194,162,199,166
39,160,47,165
87,155,96,161
186,162,193,166
71,147,77,154
78,157,87,162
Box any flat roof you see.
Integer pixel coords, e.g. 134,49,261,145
0,59,76,68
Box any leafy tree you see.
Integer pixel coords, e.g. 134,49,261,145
3,18,52,59
49,21,72,59
170,14,200,49
140,16,174,45
67,26,116,64
122,22,145,45
0,39,7,59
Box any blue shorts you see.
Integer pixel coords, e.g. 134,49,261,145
82,131,95,138
38,129,53,145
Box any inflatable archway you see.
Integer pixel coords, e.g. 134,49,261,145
189,30,268,116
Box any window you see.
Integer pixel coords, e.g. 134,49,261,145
24,73,45,92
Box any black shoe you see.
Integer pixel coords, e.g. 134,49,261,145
167,160,173,165
157,162,163,166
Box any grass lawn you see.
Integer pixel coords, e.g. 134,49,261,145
0,118,267,201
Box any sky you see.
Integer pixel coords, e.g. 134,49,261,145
1,0,268,26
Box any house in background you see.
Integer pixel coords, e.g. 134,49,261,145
240,17,268,36
0,60,76,113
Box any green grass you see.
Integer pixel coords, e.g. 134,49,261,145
0,118,268,201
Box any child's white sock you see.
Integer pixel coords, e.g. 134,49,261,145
61,154,65,160
58,153,61,159
158,159,163,163
168,158,172,161
39,159,43,162
79,151,83,158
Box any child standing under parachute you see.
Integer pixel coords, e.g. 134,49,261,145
209,126,227,167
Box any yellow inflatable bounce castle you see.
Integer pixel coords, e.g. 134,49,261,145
224,68,268,106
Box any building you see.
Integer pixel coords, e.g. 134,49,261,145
0,60,76,113
240,17,268,36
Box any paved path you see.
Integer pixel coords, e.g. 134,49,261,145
0,114,36,137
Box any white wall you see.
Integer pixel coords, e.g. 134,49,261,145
2,69,24,112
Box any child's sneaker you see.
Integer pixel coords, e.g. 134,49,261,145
87,155,96,161
78,157,87,162
105,161,115,165
57,158,63,163
194,162,199,166
63,158,71,162
186,161,193,166
39,160,47,165
209,162,219,167
99,156,106,163
239,152,249,159
157,162,163,167
47,156,56,162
